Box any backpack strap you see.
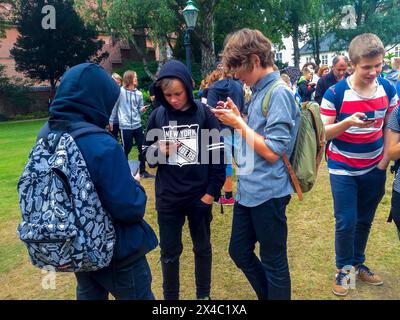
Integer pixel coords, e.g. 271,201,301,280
261,79,288,116
38,120,110,152
261,78,303,200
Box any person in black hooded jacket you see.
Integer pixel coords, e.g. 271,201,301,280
204,68,244,205
45,63,158,300
143,60,226,300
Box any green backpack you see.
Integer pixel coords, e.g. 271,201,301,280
262,79,325,200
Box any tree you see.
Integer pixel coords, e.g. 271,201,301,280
214,0,283,58
10,0,107,95
307,0,326,66
76,0,179,80
279,0,313,69
326,0,400,49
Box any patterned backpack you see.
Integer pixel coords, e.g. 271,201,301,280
17,121,116,272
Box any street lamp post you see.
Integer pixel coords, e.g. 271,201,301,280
182,0,199,76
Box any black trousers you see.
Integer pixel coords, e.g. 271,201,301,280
121,127,146,173
157,200,213,300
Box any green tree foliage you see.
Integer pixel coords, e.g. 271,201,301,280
10,0,107,95
326,0,400,48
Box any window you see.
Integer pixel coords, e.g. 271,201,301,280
395,46,400,57
321,54,328,65
306,56,312,63
275,52,283,61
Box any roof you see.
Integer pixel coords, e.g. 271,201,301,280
299,33,349,55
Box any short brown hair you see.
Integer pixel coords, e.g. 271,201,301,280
221,28,275,72
123,70,137,87
348,33,385,64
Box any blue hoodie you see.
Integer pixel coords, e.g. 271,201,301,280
386,70,400,97
46,63,158,267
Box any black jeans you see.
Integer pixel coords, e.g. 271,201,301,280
229,196,291,300
157,200,213,300
121,127,146,173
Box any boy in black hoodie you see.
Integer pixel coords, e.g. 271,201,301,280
144,60,225,300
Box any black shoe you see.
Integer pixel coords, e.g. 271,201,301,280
140,171,155,179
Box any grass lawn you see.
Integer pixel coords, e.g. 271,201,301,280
0,119,399,300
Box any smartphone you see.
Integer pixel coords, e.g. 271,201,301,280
360,116,376,121
128,160,140,176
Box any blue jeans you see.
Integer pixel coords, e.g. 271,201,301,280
157,200,213,300
330,167,386,269
229,196,291,300
74,256,154,300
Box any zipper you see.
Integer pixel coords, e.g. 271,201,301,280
24,238,72,244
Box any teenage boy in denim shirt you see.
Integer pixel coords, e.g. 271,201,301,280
212,28,300,300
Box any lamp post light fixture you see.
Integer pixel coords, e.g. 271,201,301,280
182,0,199,75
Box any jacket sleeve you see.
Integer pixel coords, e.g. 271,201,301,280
81,135,147,224
314,79,325,105
206,88,219,108
264,86,298,156
204,107,226,198
139,92,144,110
109,95,120,123
297,81,309,101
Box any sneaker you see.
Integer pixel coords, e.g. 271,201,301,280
140,171,155,179
218,196,235,205
198,296,211,300
332,270,350,296
356,265,383,285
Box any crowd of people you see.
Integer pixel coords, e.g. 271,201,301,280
21,28,400,300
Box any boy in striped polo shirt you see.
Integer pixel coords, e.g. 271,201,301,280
321,33,399,296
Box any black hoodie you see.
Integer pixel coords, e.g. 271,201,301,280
206,78,245,130
144,60,226,211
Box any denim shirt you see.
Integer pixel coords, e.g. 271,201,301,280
235,71,300,207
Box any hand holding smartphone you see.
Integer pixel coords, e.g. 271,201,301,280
159,139,180,156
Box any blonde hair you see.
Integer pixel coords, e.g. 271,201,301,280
222,28,275,72
112,73,122,86
157,77,181,92
123,70,137,87
348,33,385,64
